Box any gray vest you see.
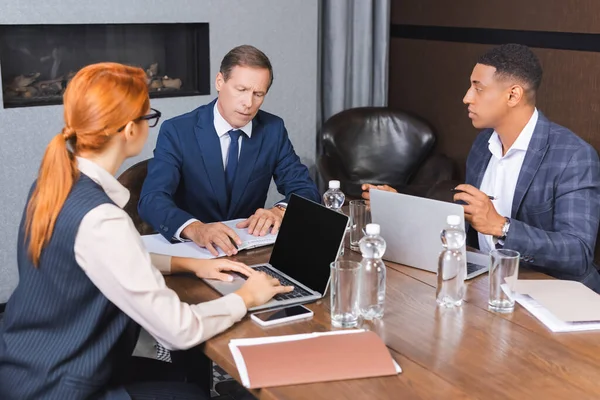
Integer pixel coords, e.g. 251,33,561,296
0,174,137,399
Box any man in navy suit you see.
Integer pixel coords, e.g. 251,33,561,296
362,44,600,291
139,45,320,256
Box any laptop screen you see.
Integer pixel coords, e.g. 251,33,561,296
269,194,349,294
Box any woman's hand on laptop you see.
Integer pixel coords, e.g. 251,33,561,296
172,258,255,282
235,272,294,309
361,184,397,205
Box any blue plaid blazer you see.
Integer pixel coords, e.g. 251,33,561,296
466,112,600,292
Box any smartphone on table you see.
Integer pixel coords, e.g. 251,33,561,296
250,305,314,327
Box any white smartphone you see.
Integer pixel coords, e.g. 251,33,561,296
250,305,314,327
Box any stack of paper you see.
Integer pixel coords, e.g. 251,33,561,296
141,218,277,259
141,234,216,259
514,280,600,332
229,329,401,389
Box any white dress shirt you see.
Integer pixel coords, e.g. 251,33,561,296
74,157,246,350
174,101,252,240
214,101,253,168
478,109,538,254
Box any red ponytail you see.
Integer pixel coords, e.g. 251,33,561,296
25,62,149,266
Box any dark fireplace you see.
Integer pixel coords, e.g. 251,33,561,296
0,23,210,108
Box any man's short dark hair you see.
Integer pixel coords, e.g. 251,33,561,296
220,45,274,90
478,44,543,100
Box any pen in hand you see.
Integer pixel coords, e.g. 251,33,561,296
450,188,497,201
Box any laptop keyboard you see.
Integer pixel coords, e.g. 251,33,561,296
467,262,485,276
248,265,313,301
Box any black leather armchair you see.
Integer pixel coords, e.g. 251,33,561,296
318,107,457,200
117,159,155,235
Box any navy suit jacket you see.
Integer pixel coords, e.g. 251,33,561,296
139,100,320,238
466,112,600,292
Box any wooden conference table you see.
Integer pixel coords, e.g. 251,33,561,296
165,246,600,400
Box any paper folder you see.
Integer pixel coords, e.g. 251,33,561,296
229,329,401,389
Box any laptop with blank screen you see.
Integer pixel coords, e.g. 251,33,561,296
203,194,349,311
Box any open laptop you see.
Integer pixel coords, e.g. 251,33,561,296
369,189,489,279
203,194,349,311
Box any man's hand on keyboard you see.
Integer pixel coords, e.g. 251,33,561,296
235,272,294,309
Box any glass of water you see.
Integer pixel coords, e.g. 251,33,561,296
349,200,370,251
488,249,520,313
330,260,360,328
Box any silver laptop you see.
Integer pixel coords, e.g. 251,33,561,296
204,194,349,311
369,189,488,279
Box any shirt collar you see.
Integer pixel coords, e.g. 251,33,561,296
488,108,538,159
76,156,130,208
213,101,252,138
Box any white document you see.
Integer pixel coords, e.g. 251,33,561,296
141,218,277,259
514,279,600,322
515,293,600,333
228,329,402,388
221,219,277,251
141,234,216,259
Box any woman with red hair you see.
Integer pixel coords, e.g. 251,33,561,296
0,62,291,399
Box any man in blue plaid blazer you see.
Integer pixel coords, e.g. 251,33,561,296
362,44,600,292
454,44,600,292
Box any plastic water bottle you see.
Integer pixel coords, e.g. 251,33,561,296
358,223,386,320
436,215,467,307
323,180,346,256
322,180,345,212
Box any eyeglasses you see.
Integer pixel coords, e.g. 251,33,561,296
117,108,162,132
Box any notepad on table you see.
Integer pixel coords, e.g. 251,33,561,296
141,218,277,259
229,329,401,389
514,279,600,332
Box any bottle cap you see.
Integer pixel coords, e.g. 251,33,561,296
447,215,461,226
365,223,380,235
328,180,340,189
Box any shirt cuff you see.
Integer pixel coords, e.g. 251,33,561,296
274,202,287,209
150,253,172,274
174,218,200,241
494,237,506,249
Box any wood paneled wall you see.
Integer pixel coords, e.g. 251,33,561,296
389,1,600,177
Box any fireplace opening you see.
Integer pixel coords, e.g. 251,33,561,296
0,23,210,108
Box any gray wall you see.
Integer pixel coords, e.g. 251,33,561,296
0,0,319,303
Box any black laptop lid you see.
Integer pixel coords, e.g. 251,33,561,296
269,194,349,294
